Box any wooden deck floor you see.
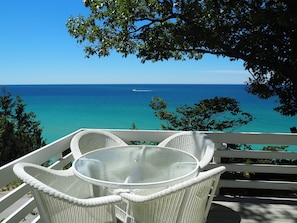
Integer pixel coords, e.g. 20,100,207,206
207,195,297,223
2,192,297,223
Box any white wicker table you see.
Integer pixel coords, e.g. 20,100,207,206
73,145,199,189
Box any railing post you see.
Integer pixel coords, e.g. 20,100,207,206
213,143,226,164
213,143,226,195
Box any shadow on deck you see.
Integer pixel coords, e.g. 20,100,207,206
207,195,297,223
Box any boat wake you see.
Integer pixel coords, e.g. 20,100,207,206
132,89,152,92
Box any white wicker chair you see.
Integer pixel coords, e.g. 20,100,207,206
70,129,129,220
13,162,122,223
158,131,215,169
119,166,226,223
70,129,128,159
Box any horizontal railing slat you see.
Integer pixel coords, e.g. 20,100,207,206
0,184,30,215
214,150,297,159
204,132,297,145
210,163,297,174
220,179,297,190
2,198,36,223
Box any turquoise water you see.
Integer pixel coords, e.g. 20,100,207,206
4,84,296,146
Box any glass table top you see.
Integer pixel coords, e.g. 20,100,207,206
73,145,199,189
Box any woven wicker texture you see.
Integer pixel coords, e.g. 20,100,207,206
13,162,122,223
70,129,129,219
120,166,225,223
70,129,128,159
158,132,215,169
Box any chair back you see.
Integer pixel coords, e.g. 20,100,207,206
158,131,215,168
13,162,122,223
177,166,226,223
70,129,128,159
120,166,225,223
123,188,185,223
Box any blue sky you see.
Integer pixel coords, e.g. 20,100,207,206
1,0,251,85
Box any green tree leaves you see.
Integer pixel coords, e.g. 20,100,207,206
0,87,46,166
150,96,253,131
66,0,297,116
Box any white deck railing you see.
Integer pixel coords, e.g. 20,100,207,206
0,129,296,222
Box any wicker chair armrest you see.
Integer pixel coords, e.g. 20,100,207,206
13,162,122,207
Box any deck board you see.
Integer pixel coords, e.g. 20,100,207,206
2,192,297,223
207,195,297,223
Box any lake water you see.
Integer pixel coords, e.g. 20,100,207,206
4,84,296,149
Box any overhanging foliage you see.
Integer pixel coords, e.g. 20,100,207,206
66,0,297,116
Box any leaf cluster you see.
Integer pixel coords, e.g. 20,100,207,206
0,87,46,166
149,96,253,131
66,1,297,116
